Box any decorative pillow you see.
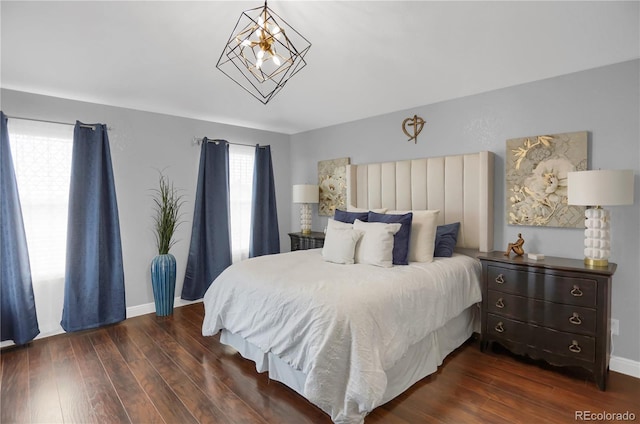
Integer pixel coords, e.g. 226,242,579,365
353,219,401,268
326,217,354,232
387,209,440,263
368,211,413,265
334,209,369,224
347,205,388,214
322,226,364,264
434,222,460,257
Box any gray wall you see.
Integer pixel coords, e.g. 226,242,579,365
1,89,292,311
291,60,640,362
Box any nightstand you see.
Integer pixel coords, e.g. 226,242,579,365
288,232,325,251
478,251,616,390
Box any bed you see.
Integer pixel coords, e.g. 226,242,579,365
202,151,494,424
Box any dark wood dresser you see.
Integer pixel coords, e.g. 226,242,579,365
288,232,325,251
478,251,616,390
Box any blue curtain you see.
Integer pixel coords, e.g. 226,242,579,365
182,139,232,300
61,122,125,332
0,112,40,345
250,145,280,257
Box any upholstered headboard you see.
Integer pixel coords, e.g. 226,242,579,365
345,151,494,252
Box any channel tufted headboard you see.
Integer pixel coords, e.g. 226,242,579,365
345,151,494,252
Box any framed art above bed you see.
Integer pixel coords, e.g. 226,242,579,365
506,131,587,228
318,157,350,216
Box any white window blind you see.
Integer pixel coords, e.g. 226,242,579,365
8,118,73,336
229,144,255,263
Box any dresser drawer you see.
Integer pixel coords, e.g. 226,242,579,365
289,232,325,251
487,265,597,307
291,238,301,251
486,312,529,343
487,314,595,363
487,290,597,336
302,237,324,249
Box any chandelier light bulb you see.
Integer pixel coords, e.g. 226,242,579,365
257,50,265,59
256,58,263,69
273,55,281,66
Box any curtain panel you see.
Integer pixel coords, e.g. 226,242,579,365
0,111,40,345
181,139,232,300
249,145,280,257
61,122,125,332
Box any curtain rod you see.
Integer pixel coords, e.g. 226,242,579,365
6,115,109,131
192,136,257,147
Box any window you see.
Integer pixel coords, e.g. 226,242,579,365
8,118,73,336
228,144,255,262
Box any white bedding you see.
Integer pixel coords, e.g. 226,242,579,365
202,249,482,424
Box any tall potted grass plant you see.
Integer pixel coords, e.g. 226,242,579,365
151,173,184,316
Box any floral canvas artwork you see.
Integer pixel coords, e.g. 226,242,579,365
318,157,350,216
506,131,587,228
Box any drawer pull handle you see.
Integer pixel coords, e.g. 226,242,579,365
570,285,583,297
495,298,505,309
569,312,582,325
494,322,505,333
569,340,582,353
495,274,505,284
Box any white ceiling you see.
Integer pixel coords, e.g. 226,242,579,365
2,1,639,135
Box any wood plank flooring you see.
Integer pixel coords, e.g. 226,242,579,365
2,303,638,423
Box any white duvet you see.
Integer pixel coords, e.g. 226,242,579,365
202,249,482,424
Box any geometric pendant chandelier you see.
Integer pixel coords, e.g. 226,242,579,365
216,1,311,104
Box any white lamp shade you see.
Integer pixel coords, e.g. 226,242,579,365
567,170,634,206
292,184,319,204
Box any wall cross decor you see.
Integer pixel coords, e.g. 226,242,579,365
401,115,425,144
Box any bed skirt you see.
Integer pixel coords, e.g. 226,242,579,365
219,304,479,419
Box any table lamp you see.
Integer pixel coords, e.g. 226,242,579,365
567,169,634,267
292,184,319,234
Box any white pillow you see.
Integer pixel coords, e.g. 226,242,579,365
347,205,388,214
322,226,364,264
353,219,401,268
322,218,361,264
326,217,354,231
387,210,440,263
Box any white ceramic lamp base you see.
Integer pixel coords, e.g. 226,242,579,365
300,203,312,234
583,207,610,267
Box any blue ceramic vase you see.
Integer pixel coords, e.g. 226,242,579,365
151,253,176,316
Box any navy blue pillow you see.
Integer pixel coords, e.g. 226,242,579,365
434,222,460,257
334,209,368,224
368,211,413,265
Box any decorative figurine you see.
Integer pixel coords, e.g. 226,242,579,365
505,233,525,257
401,114,425,144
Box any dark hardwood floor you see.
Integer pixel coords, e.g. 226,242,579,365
2,303,638,423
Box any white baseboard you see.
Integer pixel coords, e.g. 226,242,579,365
0,297,202,349
610,355,640,378
127,297,202,318
125,302,157,318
